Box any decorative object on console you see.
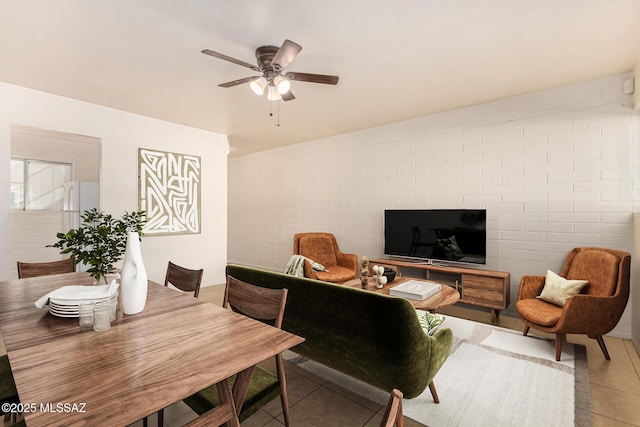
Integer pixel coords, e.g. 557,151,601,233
372,265,387,289
49,208,145,284
382,267,396,283
360,256,369,288
139,148,201,235
120,231,148,315
516,246,630,361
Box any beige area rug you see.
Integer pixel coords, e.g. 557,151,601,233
285,316,591,427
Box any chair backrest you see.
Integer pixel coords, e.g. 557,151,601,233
164,261,204,298
560,247,630,298
380,389,404,427
224,276,288,329
293,232,340,266
17,257,75,279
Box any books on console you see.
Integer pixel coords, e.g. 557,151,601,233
389,279,442,300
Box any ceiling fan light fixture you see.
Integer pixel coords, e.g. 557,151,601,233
267,85,281,101
249,77,267,95
274,75,291,95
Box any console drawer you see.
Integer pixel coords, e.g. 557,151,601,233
463,288,505,307
463,275,504,292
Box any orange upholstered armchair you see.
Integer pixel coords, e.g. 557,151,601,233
293,232,358,283
516,247,630,361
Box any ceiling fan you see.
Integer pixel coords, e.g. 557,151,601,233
202,39,339,101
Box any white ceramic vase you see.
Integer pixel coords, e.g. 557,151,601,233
120,231,148,314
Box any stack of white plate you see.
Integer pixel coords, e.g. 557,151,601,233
49,294,117,318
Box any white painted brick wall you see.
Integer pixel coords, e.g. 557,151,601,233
228,72,640,337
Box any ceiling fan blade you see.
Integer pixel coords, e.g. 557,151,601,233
218,76,258,88
202,49,260,72
270,39,302,71
285,72,339,85
281,91,295,102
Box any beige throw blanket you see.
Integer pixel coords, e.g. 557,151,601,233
284,255,326,277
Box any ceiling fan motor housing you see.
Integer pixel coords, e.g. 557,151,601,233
255,46,280,72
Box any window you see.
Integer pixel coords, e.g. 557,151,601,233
10,158,72,210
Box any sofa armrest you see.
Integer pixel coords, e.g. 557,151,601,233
518,275,546,300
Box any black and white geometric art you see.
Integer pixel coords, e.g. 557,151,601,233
138,148,201,235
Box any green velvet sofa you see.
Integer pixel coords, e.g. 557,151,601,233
225,264,453,401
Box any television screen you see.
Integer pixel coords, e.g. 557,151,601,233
384,209,487,265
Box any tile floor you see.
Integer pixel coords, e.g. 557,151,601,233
4,284,640,426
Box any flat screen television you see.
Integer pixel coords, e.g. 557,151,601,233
384,209,487,265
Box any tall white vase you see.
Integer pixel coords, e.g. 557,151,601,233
120,231,148,315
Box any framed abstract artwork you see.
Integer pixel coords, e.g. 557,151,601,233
138,148,201,235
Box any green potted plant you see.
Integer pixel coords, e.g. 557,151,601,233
49,208,146,284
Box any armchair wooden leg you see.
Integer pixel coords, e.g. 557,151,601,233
428,380,440,404
555,333,565,361
523,326,530,336
593,335,611,360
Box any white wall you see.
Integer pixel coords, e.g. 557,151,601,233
0,82,228,286
228,72,640,339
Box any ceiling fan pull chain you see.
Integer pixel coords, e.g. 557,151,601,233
268,100,282,126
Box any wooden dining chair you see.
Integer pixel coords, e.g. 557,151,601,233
183,276,291,426
145,261,205,427
380,389,404,427
164,261,204,297
16,257,75,279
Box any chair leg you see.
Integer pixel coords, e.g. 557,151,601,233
397,399,405,427
143,416,148,427
428,380,440,404
555,333,565,361
276,354,291,427
158,408,164,427
593,335,611,360
522,326,529,336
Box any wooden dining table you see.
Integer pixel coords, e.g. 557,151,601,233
0,272,304,427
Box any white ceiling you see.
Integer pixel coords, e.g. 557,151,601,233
1,1,639,157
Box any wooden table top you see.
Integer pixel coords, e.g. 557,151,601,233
343,276,460,311
0,272,304,427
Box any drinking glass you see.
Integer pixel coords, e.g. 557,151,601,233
93,303,111,331
108,294,118,321
78,302,95,328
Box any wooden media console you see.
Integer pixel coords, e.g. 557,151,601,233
369,258,510,323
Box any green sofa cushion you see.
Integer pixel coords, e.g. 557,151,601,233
183,366,280,422
226,264,453,399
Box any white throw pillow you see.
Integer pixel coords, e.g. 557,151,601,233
537,270,588,307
